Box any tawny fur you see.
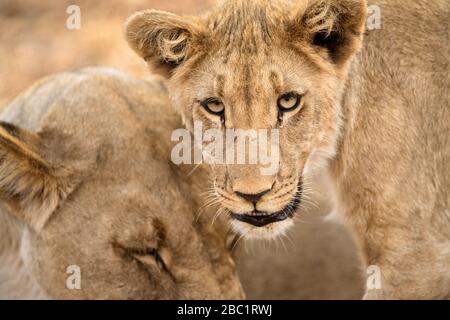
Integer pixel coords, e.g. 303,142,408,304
0,68,367,300
126,0,450,299
0,68,244,299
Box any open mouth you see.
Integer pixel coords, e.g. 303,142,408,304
231,180,302,227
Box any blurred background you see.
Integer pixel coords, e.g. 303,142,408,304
0,0,365,299
0,0,213,108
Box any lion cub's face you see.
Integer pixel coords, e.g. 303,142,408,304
127,0,367,238
171,49,343,239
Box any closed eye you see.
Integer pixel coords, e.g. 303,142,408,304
130,248,170,273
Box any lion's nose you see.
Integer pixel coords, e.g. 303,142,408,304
235,189,271,203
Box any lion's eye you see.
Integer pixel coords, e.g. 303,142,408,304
132,248,169,273
277,92,302,112
200,98,225,116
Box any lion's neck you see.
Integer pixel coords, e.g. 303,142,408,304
329,53,363,178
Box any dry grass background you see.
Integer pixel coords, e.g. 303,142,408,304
0,0,364,299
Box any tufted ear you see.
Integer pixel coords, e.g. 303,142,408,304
0,122,80,231
287,0,367,66
125,9,207,77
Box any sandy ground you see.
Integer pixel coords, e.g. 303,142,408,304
0,0,364,299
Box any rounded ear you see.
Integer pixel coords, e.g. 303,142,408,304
287,0,367,66
125,9,207,77
0,122,81,231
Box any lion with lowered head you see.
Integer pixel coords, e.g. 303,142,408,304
126,0,450,299
0,68,244,299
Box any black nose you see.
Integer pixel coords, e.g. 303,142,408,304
235,189,271,203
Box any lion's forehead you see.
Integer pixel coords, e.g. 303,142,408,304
207,0,287,56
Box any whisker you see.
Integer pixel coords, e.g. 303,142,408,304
212,206,231,227
231,228,252,252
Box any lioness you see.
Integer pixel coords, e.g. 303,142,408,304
0,68,244,299
125,0,450,299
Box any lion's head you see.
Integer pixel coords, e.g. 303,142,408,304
126,0,367,239
0,69,244,299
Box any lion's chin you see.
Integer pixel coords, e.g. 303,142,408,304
230,218,295,240
226,178,302,239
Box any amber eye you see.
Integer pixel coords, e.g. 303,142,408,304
277,92,302,112
200,98,225,116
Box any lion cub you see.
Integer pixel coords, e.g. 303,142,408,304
126,0,450,299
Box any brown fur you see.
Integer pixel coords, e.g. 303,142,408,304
126,0,450,299
0,68,244,299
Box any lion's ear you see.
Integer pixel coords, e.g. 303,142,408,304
125,9,206,77
0,122,78,231
287,0,367,66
